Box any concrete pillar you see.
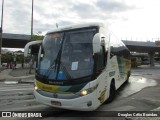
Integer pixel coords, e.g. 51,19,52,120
148,52,155,67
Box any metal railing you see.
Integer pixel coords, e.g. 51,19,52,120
121,37,160,42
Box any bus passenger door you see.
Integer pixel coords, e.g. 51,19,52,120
93,33,108,104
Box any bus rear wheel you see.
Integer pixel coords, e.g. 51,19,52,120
105,81,116,103
125,71,131,83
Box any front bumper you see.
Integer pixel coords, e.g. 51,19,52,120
34,90,99,111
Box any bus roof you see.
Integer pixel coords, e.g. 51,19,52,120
47,22,105,34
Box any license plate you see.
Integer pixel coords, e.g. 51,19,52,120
51,101,61,106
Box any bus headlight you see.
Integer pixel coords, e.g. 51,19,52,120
34,84,38,90
77,84,98,96
81,90,88,96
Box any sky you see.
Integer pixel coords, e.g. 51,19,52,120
0,0,160,42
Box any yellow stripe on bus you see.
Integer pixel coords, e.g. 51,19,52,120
35,80,73,94
36,80,59,92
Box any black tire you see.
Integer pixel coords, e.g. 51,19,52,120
125,71,131,83
105,82,116,103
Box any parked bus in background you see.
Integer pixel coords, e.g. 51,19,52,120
24,23,131,111
131,57,142,67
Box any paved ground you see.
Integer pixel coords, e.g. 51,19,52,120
0,65,160,120
132,65,160,84
9,68,35,77
0,63,35,79
0,68,35,83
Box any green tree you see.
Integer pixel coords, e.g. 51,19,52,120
2,52,12,63
16,54,24,63
32,34,44,41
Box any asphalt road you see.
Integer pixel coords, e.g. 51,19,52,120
0,66,160,120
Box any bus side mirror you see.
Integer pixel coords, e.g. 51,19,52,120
24,40,42,57
93,33,105,54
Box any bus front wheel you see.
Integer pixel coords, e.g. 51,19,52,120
125,71,131,83
105,81,116,103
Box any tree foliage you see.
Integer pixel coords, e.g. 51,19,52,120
2,52,24,63
32,34,44,41
2,52,12,63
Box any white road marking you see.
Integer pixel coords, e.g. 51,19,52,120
0,88,33,92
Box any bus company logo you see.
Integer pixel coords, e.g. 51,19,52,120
49,81,64,85
2,112,11,117
53,81,64,85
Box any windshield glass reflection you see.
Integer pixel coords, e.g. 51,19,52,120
38,29,96,80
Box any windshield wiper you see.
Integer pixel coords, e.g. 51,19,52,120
43,33,72,80
44,60,56,78
44,33,65,79
60,62,72,80
54,49,61,72
43,48,62,78
54,34,65,80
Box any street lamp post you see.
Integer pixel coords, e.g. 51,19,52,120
29,0,34,73
31,0,34,41
0,0,4,67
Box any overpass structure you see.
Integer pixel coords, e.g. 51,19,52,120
122,40,160,66
1,33,160,66
2,33,31,48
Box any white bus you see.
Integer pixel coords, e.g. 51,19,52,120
24,23,131,111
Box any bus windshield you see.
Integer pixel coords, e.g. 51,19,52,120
38,28,97,81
